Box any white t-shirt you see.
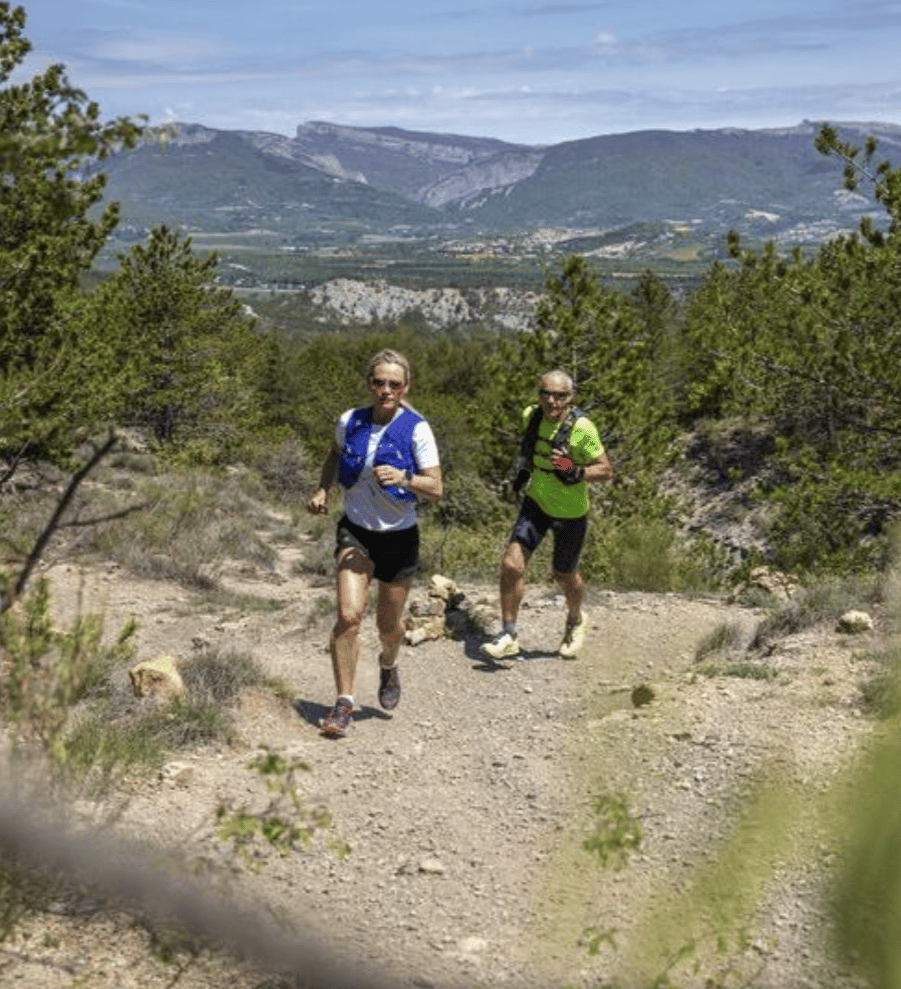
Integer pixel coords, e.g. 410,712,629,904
336,407,440,531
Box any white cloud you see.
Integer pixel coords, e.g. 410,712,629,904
591,30,620,50
88,32,222,67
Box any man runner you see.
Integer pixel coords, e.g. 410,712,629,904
481,369,615,660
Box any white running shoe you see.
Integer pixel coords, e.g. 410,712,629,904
481,631,521,660
559,615,586,659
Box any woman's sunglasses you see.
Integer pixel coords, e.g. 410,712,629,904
370,377,405,391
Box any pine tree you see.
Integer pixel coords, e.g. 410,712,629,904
105,225,266,461
677,126,901,571
0,2,140,462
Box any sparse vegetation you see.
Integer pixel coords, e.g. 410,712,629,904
856,644,901,718
215,748,350,872
0,576,138,785
697,661,777,681
582,792,643,870
749,576,881,651
694,621,745,662
0,577,283,786
73,469,278,588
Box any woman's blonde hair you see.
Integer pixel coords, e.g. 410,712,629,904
367,349,418,412
367,349,411,385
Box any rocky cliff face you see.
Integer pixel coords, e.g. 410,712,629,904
288,121,538,202
146,120,540,206
295,121,509,163
288,123,546,206
417,150,544,207
306,278,540,331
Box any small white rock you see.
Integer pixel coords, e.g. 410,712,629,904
160,761,195,787
837,610,874,634
457,936,488,954
418,857,446,875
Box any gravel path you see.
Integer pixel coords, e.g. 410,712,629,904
4,530,889,989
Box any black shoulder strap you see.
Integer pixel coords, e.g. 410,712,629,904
552,406,584,452
520,404,586,460
519,405,545,462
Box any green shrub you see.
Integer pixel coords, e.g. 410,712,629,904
0,578,138,777
420,519,507,581
435,472,508,530
583,515,719,592
63,710,170,780
766,475,898,577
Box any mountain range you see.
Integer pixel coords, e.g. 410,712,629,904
97,118,901,264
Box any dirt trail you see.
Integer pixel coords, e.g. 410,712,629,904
6,527,888,989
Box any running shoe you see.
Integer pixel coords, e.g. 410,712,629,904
481,631,521,660
558,615,587,659
378,664,401,710
320,697,354,736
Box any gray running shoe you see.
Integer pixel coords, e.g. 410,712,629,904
320,697,354,736
378,665,401,710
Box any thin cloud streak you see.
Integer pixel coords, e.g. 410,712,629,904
14,0,901,143
55,13,901,86
45,32,854,83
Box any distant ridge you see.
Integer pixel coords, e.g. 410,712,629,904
99,119,901,250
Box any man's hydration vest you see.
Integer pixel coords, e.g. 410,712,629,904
512,404,584,494
338,406,421,502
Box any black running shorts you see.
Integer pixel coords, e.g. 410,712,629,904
509,496,588,575
335,516,420,583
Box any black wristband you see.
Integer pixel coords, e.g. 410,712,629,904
555,465,584,485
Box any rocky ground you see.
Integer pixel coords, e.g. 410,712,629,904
1,508,895,989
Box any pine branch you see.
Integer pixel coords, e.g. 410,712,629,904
1,431,118,614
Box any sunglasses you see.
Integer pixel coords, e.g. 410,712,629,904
370,377,405,391
539,389,571,400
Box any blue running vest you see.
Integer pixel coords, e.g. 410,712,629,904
337,406,422,503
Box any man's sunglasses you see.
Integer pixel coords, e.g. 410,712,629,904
539,389,571,400
370,377,405,391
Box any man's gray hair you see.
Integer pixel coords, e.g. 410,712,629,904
540,369,575,392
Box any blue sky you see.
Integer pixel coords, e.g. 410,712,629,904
15,0,901,145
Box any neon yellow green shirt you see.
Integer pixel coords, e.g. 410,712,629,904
522,404,605,519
